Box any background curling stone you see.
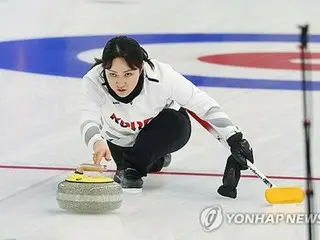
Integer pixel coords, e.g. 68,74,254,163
56,163,123,213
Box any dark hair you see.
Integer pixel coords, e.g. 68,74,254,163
91,36,154,71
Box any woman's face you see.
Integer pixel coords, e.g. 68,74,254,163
105,57,141,97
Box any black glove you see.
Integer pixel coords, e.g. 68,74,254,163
227,132,254,170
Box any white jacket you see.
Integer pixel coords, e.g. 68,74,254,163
80,59,239,150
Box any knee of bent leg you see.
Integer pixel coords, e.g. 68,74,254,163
161,109,192,141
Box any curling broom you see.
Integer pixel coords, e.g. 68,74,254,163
298,24,316,240
186,109,305,204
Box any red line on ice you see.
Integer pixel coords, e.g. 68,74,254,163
0,164,318,181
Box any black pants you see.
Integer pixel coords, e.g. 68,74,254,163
107,108,192,176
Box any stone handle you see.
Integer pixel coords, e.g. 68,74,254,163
75,163,107,174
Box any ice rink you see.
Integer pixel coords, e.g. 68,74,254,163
0,0,320,239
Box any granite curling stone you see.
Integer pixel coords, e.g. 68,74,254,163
56,163,123,213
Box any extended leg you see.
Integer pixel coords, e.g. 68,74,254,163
217,155,241,198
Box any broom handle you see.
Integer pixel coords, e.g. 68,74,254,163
186,109,274,188
246,161,274,188
299,24,316,240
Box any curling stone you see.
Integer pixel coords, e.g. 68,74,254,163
56,163,123,213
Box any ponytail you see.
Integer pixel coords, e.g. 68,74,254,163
141,47,155,70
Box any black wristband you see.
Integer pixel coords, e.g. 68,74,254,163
227,132,243,146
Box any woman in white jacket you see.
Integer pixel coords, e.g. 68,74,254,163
80,36,254,196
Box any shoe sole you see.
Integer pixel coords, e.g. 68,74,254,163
122,188,142,193
121,179,143,193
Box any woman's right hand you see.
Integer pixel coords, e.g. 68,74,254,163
93,140,112,165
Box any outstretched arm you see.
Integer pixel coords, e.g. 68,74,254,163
163,63,254,168
163,64,239,144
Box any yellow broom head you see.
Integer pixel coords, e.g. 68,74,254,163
265,186,305,204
